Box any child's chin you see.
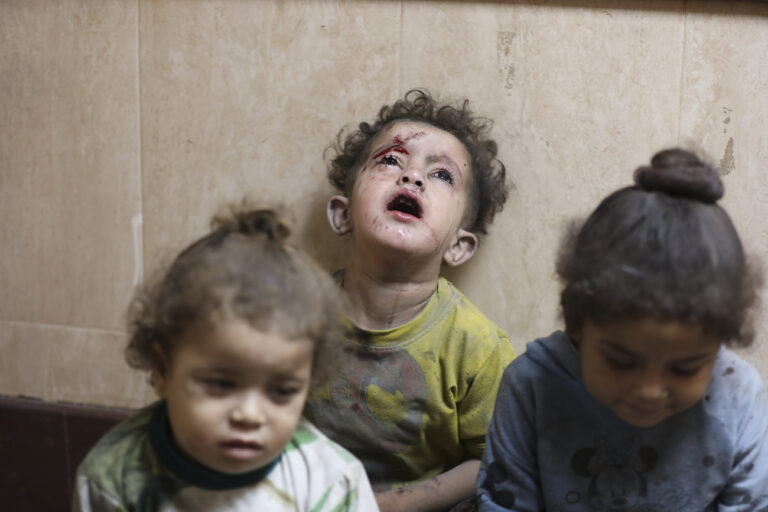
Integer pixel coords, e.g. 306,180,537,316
199,453,270,475
615,408,670,428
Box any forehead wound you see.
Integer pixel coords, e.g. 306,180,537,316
390,131,426,147
371,130,427,160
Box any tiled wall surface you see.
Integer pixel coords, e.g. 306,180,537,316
2,0,767,409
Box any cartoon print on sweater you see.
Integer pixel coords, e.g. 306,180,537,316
478,461,517,509
570,436,659,511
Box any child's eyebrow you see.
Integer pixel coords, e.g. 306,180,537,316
599,340,718,363
598,340,638,357
426,154,460,174
669,351,719,364
271,373,309,382
190,366,237,375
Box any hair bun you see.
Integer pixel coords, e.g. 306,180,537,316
633,148,724,203
212,205,292,243
238,209,291,241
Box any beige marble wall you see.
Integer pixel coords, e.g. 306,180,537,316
1,0,766,408
1,0,147,406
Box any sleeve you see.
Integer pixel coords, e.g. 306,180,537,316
717,372,768,510
72,474,128,512
320,458,380,512
350,462,380,512
476,363,544,512
458,331,517,458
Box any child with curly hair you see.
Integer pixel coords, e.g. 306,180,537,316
74,205,378,511
477,149,768,510
303,89,516,511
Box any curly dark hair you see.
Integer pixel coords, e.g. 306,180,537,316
557,148,762,347
125,203,342,383
326,88,509,235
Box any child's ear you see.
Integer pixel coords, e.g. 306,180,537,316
443,228,478,267
565,329,581,351
327,195,352,235
151,345,169,398
152,370,166,398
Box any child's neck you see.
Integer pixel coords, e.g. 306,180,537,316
342,258,440,331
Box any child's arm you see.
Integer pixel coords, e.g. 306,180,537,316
374,459,480,512
72,474,129,512
319,454,381,512
475,365,543,511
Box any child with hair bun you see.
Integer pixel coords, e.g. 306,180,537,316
477,149,768,510
74,205,378,511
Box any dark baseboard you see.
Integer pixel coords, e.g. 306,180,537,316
0,395,134,512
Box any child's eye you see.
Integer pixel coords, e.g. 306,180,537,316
431,169,454,185
270,385,300,401
670,366,701,377
377,154,400,167
202,377,236,393
605,356,636,370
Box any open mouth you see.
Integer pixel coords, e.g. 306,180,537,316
387,191,422,219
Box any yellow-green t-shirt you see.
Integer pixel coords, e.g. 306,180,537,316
304,277,516,490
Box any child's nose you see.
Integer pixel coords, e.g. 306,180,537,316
632,369,668,400
230,393,267,428
398,166,424,190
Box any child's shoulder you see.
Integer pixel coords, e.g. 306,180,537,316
431,278,515,362
288,417,363,466
79,401,157,470
75,401,163,505
503,331,577,387
279,418,373,497
435,277,509,338
707,348,767,408
691,348,768,456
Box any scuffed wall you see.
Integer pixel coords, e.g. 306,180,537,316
1,0,767,408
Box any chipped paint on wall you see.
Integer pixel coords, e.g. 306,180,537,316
497,31,516,90
722,106,733,134
719,137,735,176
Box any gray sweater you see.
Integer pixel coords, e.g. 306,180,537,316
477,331,768,511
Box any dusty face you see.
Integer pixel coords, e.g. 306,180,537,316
154,317,313,474
341,121,474,266
577,317,720,428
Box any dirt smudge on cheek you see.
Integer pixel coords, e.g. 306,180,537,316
429,227,441,245
368,214,391,233
363,168,386,182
